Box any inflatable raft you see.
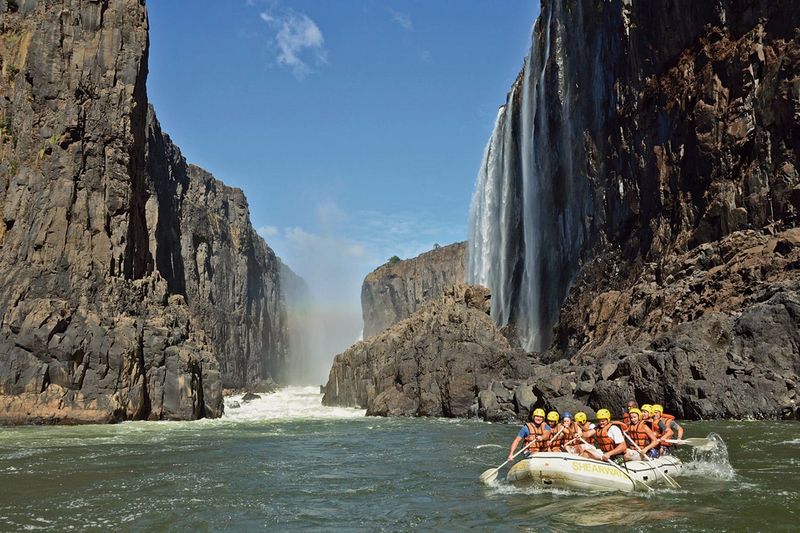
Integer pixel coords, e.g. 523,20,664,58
506,452,682,492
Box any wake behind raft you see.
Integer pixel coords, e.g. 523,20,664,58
505,452,682,492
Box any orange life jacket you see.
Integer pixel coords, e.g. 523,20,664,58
524,422,547,453
628,420,653,448
549,423,578,450
595,421,629,453
651,413,676,446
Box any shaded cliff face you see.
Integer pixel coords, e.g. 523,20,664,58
469,0,800,352
146,112,290,389
465,0,800,419
0,1,291,423
361,242,466,338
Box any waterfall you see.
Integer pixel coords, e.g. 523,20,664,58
468,2,590,352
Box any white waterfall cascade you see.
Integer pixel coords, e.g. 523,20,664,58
468,2,589,352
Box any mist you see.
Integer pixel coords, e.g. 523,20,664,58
260,201,466,385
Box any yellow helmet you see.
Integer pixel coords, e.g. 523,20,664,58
641,404,653,413
532,408,546,418
628,408,642,417
652,404,664,414
574,412,587,424
547,411,559,423
596,408,611,420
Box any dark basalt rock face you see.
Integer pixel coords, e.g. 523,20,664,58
0,1,291,423
146,111,290,389
467,0,800,421
361,242,466,338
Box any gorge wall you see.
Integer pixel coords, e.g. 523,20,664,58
361,242,466,338
326,0,800,420
0,0,294,423
467,0,800,418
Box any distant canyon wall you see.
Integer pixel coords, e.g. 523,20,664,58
0,0,296,423
361,242,466,338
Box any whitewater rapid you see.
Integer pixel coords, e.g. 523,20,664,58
221,386,366,422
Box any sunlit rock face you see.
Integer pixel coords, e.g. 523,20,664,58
0,0,294,423
469,0,800,356
361,242,466,338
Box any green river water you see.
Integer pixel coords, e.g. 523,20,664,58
1,387,797,532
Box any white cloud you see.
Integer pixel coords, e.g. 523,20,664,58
316,199,348,228
388,8,413,32
257,225,280,237
258,6,327,79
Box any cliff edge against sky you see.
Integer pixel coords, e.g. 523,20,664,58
0,0,294,423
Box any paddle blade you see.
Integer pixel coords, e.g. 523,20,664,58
667,437,715,450
479,467,499,484
683,438,714,447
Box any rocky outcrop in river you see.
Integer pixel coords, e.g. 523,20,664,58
0,0,292,423
361,242,466,338
324,285,528,416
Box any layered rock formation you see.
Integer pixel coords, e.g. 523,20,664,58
327,0,800,420
324,285,526,416
0,0,291,423
146,111,289,388
361,242,466,338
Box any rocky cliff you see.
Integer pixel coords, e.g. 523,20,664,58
361,242,466,338
326,0,800,420
324,285,527,416
0,0,291,423
146,111,290,388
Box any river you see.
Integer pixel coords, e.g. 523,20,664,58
1,387,797,531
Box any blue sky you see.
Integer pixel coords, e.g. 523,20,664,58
147,0,539,366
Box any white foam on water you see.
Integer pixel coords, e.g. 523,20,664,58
221,386,365,422
486,479,582,497
475,444,503,449
779,438,800,445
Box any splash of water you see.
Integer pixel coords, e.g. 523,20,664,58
682,433,736,480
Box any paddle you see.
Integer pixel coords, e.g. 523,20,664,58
479,427,564,485
479,446,528,484
622,431,681,489
577,437,652,492
665,438,716,451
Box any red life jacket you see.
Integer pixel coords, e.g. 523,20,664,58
595,421,629,453
629,420,653,448
549,423,578,451
524,422,547,453
651,413,676,446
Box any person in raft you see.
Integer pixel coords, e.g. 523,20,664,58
622,400,639,426
626,408,660,459
582,408,627,463
507,408,552,461
650,404,684,455
548,412,579,452
564,411,596,455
